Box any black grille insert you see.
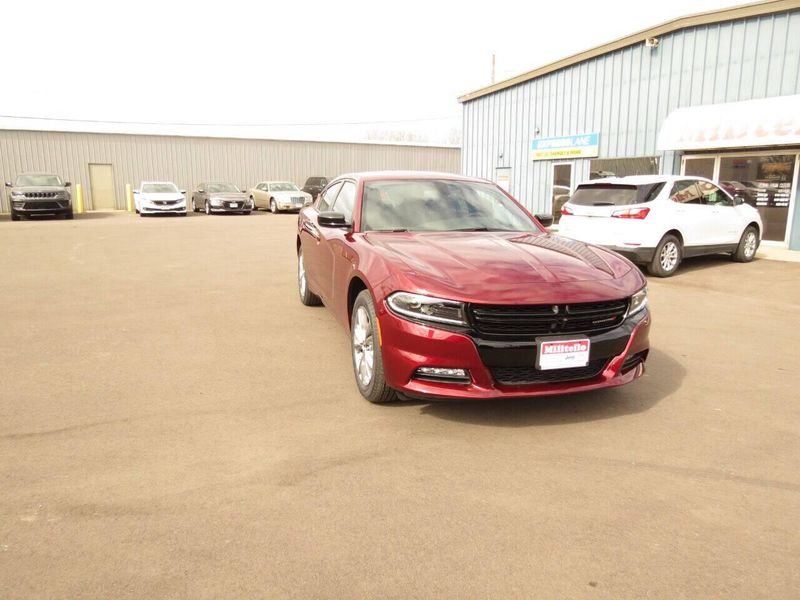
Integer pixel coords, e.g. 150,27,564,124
491,359,608,386
469,299,629,338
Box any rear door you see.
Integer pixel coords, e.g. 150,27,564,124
668,180,710,247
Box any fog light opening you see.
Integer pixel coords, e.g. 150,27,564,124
414,367,470,384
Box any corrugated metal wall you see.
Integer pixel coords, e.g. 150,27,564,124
462,10,800,213
0,132,460,212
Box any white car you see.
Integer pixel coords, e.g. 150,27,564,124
134,181,187,217
249,181,312,213
558,175,763,277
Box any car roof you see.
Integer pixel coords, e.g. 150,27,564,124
334,170,490,184
17,172,60,176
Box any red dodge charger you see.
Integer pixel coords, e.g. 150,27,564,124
297,171,650,403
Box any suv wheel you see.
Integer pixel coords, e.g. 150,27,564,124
648,234,682,277
733,226,759,262
11,211,20,221
351,290,396,404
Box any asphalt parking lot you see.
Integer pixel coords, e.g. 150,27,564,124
1,211,799,599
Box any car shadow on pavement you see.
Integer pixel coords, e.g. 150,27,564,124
414,348,683,427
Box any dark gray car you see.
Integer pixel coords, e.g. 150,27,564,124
191,182,252,215
5,173,73,221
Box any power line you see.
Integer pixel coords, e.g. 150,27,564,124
0,114,460,127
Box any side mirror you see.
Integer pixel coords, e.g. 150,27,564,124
180,189,187,194
64,181,72,187
318,211,349,228
4,181,12,188
733,195,745,206
536,213,555,228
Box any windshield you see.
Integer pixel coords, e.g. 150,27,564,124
16,174,62,187
570,183,664,206
206,183,239,193
307,178,327,186
142,183,179,193
271,182,299,192
361,180,538,233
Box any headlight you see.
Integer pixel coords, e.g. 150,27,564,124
628,287,648,317
210,198,223,207
386,292,467,326
10,190,24,197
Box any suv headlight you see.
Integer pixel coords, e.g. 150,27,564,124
387,292,467,326
628,287,648,317
10,190,25,197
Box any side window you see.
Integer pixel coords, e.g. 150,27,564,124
670,181,702,205
317,182,343,212
697,181,732,206
332,181,356,222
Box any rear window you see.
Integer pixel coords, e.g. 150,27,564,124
570,182,664,206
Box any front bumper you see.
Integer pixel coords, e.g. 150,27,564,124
376,305,651,400
141,200,187,214
11,200,72,216
210,201,251,213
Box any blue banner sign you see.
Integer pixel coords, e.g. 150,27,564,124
531,133,600,160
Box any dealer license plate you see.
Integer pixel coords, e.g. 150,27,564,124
537,338,590,370
229,203,238,208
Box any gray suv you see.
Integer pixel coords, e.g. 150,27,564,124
5,173,73,220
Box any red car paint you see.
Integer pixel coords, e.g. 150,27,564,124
298,171,650,400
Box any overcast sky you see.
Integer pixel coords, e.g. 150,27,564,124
1,0,747,143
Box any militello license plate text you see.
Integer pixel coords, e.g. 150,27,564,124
537,338,590,370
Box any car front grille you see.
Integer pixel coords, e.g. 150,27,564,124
491,359,608,385
468,299,629,338
23,201,65,209
25,192,58,199
154,200,179,206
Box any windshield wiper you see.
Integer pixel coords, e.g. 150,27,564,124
371,228,409,232
451,227,514,232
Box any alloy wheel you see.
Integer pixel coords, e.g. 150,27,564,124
352,306,374,387
660,241,679,272
744,231,757,258
298,252,307,297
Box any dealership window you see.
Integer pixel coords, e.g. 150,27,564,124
683,152,799,243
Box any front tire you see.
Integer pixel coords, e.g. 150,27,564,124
647,234,682,277
733,226,759,262
205,201,211,215
11,211,20,221
270,199,278,214
351,290,396,404
191,198,198,212
297,249,322,306
65,211,74,220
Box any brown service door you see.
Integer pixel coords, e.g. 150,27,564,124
89,164,116,210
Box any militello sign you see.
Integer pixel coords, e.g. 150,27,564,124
531,133,600,161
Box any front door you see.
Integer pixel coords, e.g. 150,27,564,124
552,162,573,223
89,164,116,210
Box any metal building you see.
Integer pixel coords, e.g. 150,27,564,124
460,0,800,249
0,129,460,213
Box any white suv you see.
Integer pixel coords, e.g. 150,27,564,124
558,175,763,277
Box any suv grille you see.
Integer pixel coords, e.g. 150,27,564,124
468,299,629,338
491,359,608,385
25,192,58,199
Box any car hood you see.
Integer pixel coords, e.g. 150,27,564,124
14,186,67,192
138,192,184,201
364,231,640,304
208,192,247,199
